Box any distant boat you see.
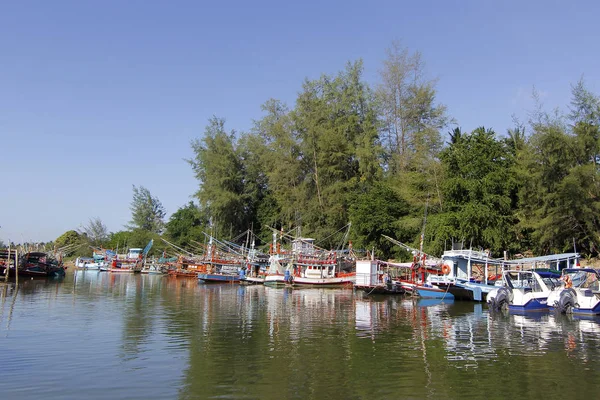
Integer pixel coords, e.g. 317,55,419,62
75,256,106,271
15,252,66,278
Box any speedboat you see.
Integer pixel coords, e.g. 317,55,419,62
547,268,600,315
487,270,561,312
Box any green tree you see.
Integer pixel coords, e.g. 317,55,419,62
349,183,413,259
189,117,248,238
106,230,133,252
128,185,166,233
79,217,109,248
516,81,600,255
165,202,207,247
251,99,303,232
292,60,380,247
375,42,450,233
54,230,84,256
428,127,517,256
376,41,449,175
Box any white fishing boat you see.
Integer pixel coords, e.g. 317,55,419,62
74,256,106,271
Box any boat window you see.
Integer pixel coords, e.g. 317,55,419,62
581,272,599,290
543,278,559,290
529,277,542,292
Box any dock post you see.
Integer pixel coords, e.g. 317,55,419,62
5,246,9,282
15,250,18,285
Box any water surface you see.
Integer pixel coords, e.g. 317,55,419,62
0,271,598,399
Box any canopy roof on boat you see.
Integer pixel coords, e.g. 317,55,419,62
505,252,579,265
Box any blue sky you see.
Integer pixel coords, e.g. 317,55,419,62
1,0,599,243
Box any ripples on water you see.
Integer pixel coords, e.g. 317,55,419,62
1,271,600,399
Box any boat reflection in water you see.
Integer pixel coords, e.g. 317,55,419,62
4,273,600,400
354,292,600,375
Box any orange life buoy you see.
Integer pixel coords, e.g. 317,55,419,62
441,264,451,275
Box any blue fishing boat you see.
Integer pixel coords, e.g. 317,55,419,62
415,284,454,299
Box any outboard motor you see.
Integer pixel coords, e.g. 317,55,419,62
557,289,577,314
490,287,511,311
239,268,246,280
284,269,291,283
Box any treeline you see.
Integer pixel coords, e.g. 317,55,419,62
50,43,600,261
173,43,600,260
52,186,167,257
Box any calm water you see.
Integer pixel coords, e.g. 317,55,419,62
1,271,599,400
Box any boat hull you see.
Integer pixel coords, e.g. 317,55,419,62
508,297,549,313
415,286,454,299
289,276,354,288
264,275,287,287
241,276,265,285
198,273,240,283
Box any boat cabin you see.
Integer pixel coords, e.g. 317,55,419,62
503,270,557,293
304,264,335,279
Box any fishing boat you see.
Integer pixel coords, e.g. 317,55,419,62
195,236,243,283
487,270,561,313
547,268,600,315
262,232,293,287
239,239,269,284
17,252,66,278
103,240,153,273
197,259,242,283
75,255,106,271
354,260,405,294
284,237,355,288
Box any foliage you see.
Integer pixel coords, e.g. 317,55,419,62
348,183,414,259
105,230,132,251
165,202,207,247
376,41,449,175
516,81,600,255
189,117,249,238
105,229,164,256
291,60,381,247
427,127,517,256
54,230,84,256
128,185,166,233
78,217,109,248
160,48,600,259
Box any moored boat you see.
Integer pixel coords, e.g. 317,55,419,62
547,268,600,315
487,270,561,313
75,256,106,271
354,260,405,294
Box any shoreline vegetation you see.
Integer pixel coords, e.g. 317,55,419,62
6,42,600,264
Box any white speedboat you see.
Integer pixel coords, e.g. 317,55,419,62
547,268,600,315
487,270,561,313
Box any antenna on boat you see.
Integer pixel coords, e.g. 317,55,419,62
419,198,429,255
